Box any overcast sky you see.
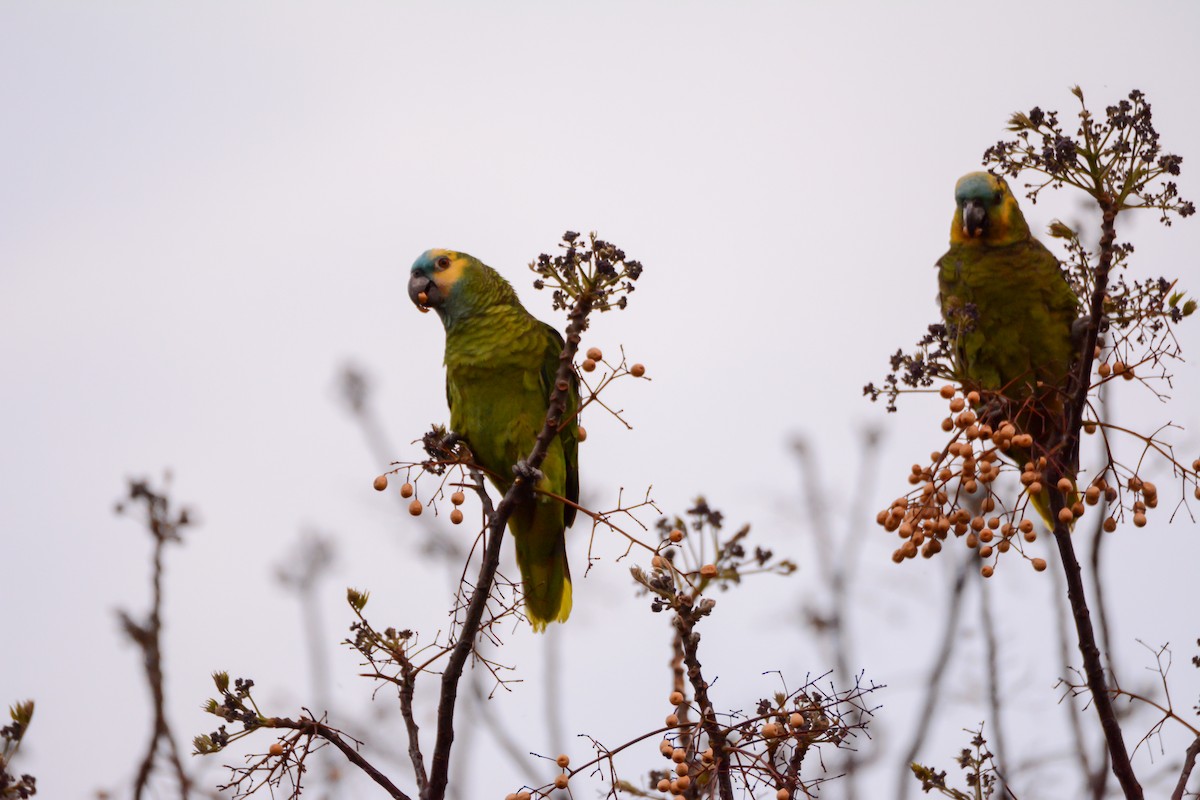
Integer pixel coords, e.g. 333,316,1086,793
3,2,1200,798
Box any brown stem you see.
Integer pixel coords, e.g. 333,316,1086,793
399,659,428,792
423,293,594,800
270,717,412,800
673,608,733,800
1171,735,1200,800
1048,198,1143,799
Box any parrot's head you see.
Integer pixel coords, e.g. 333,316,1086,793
408,248,518,327
950,172,1030,246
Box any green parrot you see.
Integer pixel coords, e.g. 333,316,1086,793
408,248,579,630
936,172,1080,527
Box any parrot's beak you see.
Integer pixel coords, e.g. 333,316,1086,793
408,271,442,311
962,199,987,238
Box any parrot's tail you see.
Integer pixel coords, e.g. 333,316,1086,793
510,500,572,632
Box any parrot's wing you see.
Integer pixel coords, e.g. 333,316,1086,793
539,322,579,527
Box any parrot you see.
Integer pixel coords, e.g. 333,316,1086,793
936,171,1081,528
408,248,579,630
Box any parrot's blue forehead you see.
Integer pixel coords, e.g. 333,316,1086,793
411,249,440,274
955,172,1003,204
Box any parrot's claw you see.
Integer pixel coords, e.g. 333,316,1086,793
1071,316,1094,351
513,460,543,484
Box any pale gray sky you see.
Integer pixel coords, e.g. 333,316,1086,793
3,2,1199,798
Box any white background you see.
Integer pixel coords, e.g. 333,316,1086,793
3,3,1199,798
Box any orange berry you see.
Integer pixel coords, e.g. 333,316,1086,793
556,754,570,768
1103,517,1117,532
1057,507,1073,524
1085,486,1100,505
1032,558,1047,572
671,748,686,763
659,740,674,757
451,490,465,505
669,529,684,543
669,690,684,705
950,397,966,412
981,565,994,578
674,762,688,776
966,391,980,404
1028,481,1043,496
373,475,388,492
666,714,679,726
1193,459,1200,472
554,774,569,789
416,291,428,305
939,384,956,399
1098,362,1111,377
789,712,804,727
1133,512,1147,527
675,775,691,791
1057,477,1072,492
700,564,718,578
400,482,414,498
777,790,791,800
1023,529,1037,543
979,544,993,558
269,742,284,756
586,347,603,361
577,426,587,442
941,417,955,432
657,779,671,792
652,555,666,569
409,499,423,516
630,363,646,377
450,509,464,525
1083,422,1097,435
581,358,597,372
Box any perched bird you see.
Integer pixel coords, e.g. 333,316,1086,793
936,172,1080,527
408,249,579,630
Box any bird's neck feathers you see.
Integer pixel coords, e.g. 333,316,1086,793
437,261,526,332
950,193,1032,248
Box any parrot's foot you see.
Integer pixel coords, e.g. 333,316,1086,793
512,460,543,484
1071,315,1094,351
438,431,464,453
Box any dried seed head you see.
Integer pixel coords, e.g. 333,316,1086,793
373,475,389,492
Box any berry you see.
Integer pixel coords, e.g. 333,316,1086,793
373,475,388,491
671,748,686,763
269,742,284,756
939,384,956,399
1032,558,1047,572
581,358,597,372
554,774,569,790
586,347,603,361
981,565,994,578
450,509,464,525
451,491,465,505
666,713,679,726
400,482,414,498
669,529,684,543
669,691,684,705
700,564,717,578
630,363,646,377
556,754,570,768
577,426,587,442
1103,517,1117,532
1058,507,1074,524
409,499,423,516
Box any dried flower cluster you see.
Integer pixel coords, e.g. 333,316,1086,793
531,230,644,313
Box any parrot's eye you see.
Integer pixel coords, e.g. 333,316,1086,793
435,256,451,271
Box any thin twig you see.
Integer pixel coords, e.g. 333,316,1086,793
1171,735,1200,800
268,716,412,800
